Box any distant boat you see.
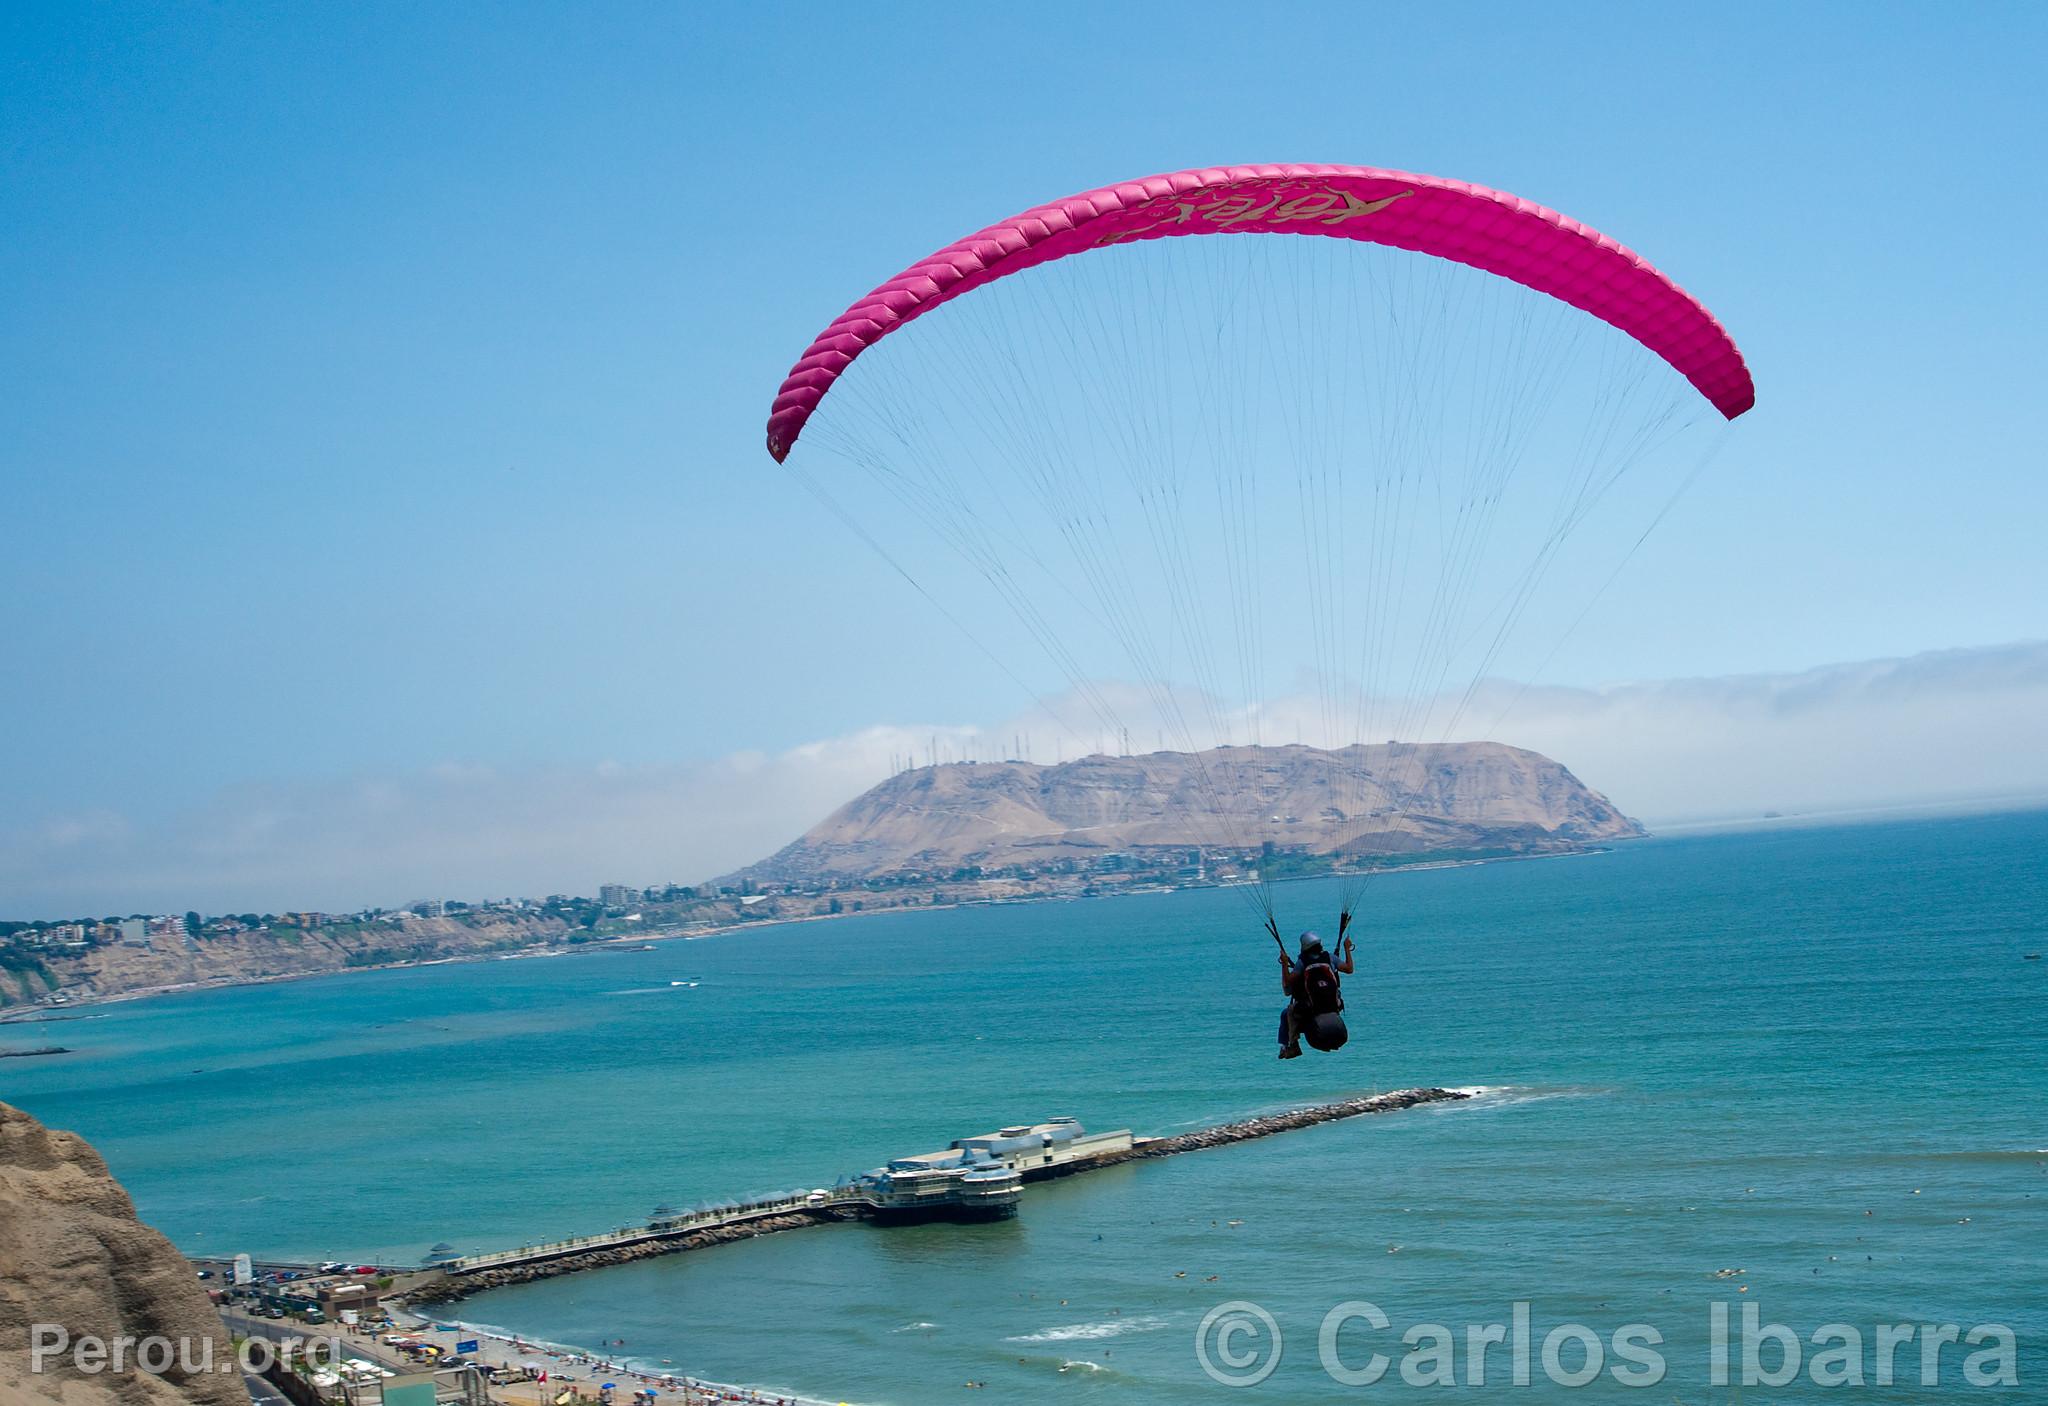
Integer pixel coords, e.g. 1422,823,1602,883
2026,953,2041,961
670,980,701,987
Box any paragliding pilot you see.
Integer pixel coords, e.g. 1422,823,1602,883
1275,920,1352,1059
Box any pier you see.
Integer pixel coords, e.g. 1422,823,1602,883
399,1087,1468,1302
1127,1085,1470,1157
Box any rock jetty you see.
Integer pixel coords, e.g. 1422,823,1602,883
1131,1086,1471,1158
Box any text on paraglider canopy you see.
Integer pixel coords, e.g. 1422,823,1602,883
1098,181,1414,245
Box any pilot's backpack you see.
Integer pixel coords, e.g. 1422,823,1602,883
1297,959,1344,1016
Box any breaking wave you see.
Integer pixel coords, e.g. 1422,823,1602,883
1005,1314,1169,1344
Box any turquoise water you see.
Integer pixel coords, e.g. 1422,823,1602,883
7,811,2045,1401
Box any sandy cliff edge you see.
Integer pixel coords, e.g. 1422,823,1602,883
0,1101,245,1406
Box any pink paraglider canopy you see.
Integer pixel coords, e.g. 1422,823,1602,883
765,163,1753,461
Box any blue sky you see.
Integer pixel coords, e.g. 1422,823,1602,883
4,2,2045,913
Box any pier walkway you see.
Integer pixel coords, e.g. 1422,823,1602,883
440,1191,854,1276
405,1087,1468,1300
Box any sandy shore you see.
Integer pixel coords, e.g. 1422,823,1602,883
367,1309,854,1406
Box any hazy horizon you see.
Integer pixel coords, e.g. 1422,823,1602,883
5,638,2044,920
6,5,2044,920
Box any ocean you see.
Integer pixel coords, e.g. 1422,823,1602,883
6,809,2044,1401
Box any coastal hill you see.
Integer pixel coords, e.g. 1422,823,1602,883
724,741,1641,885
0,1101,246,1405
0,743,1636,1013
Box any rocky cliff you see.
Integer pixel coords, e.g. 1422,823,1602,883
0,1101,246,1406
730,741,1641,883
1,912,572,1014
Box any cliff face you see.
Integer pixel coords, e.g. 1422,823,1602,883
0,1102,246,1406
2,912,572,1013
733,741,1641,883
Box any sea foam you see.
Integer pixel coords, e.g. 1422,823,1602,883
1005,1314,1168,1344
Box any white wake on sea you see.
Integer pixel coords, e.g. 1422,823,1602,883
1441,1084,1604,1111
1005,1314,1169,1344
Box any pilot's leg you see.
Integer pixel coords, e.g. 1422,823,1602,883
1279,1005,1303,1058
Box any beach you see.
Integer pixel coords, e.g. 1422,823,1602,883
376,1312,849,1406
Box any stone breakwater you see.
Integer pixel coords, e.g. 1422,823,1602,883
1130,1086,1471,1158
406,1087,1470,1303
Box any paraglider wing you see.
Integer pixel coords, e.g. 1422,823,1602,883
766,162,1754,461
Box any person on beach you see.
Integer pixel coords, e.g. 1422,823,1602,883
1278,931,1352,1059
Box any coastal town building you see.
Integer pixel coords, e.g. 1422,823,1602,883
317,1281,382,1320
